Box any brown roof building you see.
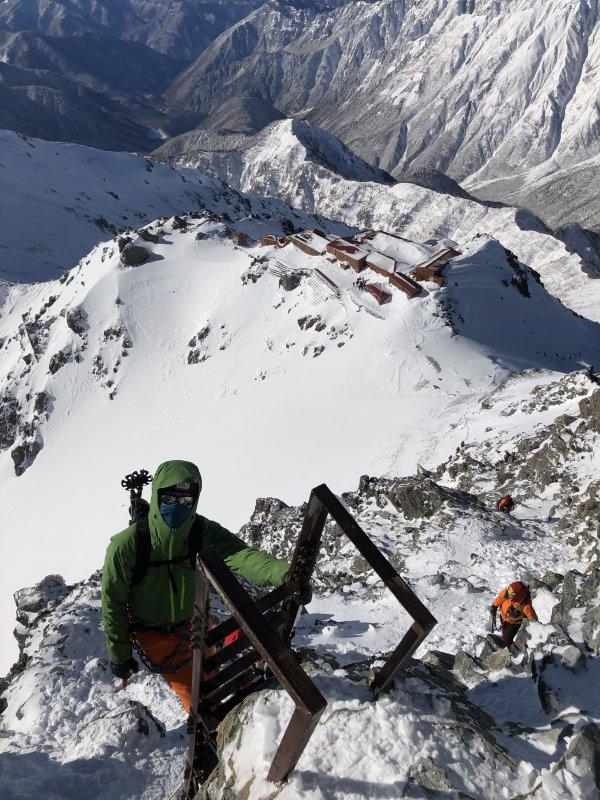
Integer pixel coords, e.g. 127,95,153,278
388,272,422,298
366,251,396,277
260,233,279,246
326,238,368,271
233,232,249,246
364,283,392,305
290,230,330,256
410,247,461,285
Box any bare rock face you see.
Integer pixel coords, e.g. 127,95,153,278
120,244,150,266
582,606,600,654
10,438,43,476
560,645,586,672
483,647,512,672
279,272,301,291
0,396,19,450
138,228,159,244
453,650,486,685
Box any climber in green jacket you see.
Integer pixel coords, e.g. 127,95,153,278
101,459,294,710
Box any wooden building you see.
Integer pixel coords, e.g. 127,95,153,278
364,283,392,305
260,233,278,247
366,251,395,277
290,231,330,256
410,247,461,284
233,232,249,247
388,271,422,298
326,238,368,271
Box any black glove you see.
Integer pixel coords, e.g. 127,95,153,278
110,657,139,681
293,582,313,607
284,571,312,606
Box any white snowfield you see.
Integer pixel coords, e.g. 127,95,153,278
165,119,600,324
0,129,337,282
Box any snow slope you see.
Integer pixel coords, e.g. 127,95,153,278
158,119,600,323
0,210,599,674
0,129,338,282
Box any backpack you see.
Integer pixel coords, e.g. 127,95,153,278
130,499,205,586
503,585,532,620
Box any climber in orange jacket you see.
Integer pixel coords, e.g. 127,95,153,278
496,494,515,514
490,581,538,646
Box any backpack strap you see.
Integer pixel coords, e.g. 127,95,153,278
187,516,205,569
131,514,205,586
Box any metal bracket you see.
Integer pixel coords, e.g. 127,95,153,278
282,483,437,695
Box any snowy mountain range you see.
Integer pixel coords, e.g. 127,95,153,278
1,0,599,232
0,0,264,150
165,0,600,232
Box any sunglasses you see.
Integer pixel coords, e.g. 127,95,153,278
159,493,195,507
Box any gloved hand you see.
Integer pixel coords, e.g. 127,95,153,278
284,570,312,606
110,657,139,681
293,582,313,607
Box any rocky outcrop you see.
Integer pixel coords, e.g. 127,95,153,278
120,244,150,266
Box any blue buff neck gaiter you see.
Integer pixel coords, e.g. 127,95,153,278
159,503,192,529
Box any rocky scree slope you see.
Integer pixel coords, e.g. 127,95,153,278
156,119,600,324
165,0,600,233
1,370,600,799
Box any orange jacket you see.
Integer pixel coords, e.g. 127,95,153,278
496,496,514,511
492,588,537,623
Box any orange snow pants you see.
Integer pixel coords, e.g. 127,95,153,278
134,623,215,714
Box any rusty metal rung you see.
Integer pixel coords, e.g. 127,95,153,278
201,651,262,694
203,632,252,669
203,609,292,670
206,676,270,723
202,666,261,707
205,582,294,647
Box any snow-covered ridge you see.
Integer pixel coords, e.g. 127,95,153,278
154,119,395,187
165,0,600,232
158,118,600,323
0,129,338,282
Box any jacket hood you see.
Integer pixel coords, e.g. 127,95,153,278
149,460,202,552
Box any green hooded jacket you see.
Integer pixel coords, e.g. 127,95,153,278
102,460,290,663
